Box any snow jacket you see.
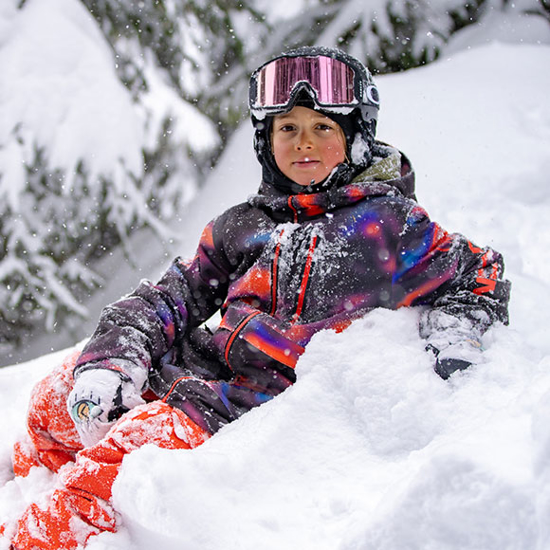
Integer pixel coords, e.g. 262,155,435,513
75,144,510,435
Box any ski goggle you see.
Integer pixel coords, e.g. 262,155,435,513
250,55,366,113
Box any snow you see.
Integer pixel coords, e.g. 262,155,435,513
444,3,550,55
0,0,219,186
1,40,550,549
0,0,144,200
252,0,310,22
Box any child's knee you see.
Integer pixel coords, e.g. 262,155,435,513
98,401,211,453
28,350,79,420
18,350,83,473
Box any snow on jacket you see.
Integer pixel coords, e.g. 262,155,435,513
75,144,511,434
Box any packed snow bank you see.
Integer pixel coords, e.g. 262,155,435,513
1,42,550,549
110,310,546,550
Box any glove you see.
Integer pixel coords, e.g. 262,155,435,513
68,369,145,447
427,339,483,380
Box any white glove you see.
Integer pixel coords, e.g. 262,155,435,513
68,369,145,447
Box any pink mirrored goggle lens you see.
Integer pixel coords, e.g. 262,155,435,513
254,56,357,109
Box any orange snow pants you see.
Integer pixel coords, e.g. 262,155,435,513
9,351,210,550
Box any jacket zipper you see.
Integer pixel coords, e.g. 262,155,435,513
270,229,284,315
292,234,318,324
222,232,318,370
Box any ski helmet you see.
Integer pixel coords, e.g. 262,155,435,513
249,46,380,193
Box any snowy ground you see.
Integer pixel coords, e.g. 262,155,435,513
1,41,550,549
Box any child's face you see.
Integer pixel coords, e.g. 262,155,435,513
272,106,347,187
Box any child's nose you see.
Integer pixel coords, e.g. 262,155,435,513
295,130,314,150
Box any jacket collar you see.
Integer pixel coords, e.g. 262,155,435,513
249,143,416,223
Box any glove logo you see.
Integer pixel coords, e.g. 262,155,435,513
72,400,97,421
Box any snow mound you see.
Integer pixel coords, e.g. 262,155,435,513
106,309,546,550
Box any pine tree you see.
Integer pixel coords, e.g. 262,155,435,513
0,0,224,354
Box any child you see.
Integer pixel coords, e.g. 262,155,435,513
6,46,510,549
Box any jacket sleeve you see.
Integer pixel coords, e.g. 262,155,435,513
74,217,235,389
393,203,511,349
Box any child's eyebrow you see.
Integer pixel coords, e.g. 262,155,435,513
274,113,294,121
275,113,331,122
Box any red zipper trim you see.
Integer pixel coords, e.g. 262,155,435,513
292,235,318,323
270,229,284,315
162,375,191,402
224,311,262,368
288,196,299,223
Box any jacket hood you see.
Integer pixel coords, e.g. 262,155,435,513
249,143,416,223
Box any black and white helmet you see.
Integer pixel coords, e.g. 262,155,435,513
249,46,381,193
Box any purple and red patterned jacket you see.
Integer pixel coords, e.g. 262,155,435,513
75,145,510,434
